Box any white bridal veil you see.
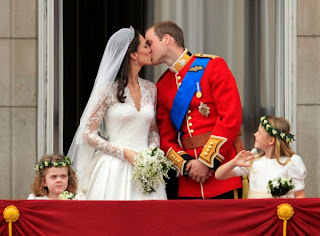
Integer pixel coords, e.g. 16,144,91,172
67,26,135,192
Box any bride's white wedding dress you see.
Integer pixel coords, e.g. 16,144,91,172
83,78,167,200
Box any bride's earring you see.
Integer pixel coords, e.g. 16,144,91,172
134,59,138,64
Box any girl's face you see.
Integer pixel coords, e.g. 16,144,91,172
134,34,152,66
254,124,272,151
44,167,69,199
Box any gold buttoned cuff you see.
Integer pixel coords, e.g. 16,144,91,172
198,135,227,168
166,148,186,175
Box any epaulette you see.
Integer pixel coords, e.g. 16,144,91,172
194,53,219,60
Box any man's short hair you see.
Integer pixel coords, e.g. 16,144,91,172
152,21,184,48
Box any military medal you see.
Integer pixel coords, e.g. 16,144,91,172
196,82,202,98
198,102,210,117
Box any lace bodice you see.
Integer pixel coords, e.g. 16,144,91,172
83,78,159,159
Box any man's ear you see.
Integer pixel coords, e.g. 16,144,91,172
162,34,171,45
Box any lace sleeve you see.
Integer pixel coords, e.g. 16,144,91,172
83,94,124,159
147,81,160,149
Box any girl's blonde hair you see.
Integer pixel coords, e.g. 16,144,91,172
31,154,78,196
256,116,295,165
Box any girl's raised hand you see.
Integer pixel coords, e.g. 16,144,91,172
233,150,255,167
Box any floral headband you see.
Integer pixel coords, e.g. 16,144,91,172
260,116,295,143
35,156,73,172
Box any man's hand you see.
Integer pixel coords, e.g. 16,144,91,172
185,159,210,183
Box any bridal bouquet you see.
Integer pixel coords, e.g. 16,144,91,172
267,177,294,198
132,147,174,194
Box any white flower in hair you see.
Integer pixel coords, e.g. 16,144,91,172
263,120,268,125
266,124,271,130
280,133,286,139
272,130,278,135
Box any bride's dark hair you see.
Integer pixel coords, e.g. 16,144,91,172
117,29,140,103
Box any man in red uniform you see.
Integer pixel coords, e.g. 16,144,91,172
145,21,243,199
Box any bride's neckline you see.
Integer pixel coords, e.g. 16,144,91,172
126,77,142,112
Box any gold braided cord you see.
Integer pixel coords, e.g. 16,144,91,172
3,205,20,236
277,203,294,236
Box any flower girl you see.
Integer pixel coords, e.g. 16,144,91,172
215,116,306,198
28,154,85,200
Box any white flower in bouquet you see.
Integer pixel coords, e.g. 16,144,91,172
267,177,294,198
132,147,174,194
271,180,280,188
58,191,75,200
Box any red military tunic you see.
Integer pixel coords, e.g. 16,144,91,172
156,50,242,198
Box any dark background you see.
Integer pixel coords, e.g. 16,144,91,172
63,0,150,154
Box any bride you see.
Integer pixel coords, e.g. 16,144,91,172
68,27,167,200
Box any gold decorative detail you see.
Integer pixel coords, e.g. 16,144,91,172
179,59,186,66
166,148,186,175
189,65,204,72
171,49,192,72
3,205,20,236
194,53,219,60
277,203,294,236
198,102,210,117
198,135,227,168
242,175,249,199
196,91,202,98
187,116,192,121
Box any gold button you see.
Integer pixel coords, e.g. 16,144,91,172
204,152,208,156
188,116,192,120
209,142,214,145
208,145,212,148
187,110,191,114
206,148,210,152
190,129,194,134
188,122,193,127
177,76,181,80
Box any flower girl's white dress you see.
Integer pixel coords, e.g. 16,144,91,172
233,154,306,198
84,78,167,200
27,193,86,200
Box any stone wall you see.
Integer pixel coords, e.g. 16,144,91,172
0,0,37,199
297,0,320,197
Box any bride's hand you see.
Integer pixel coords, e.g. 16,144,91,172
123,149,137,165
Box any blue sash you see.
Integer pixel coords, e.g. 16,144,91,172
170,57,210,131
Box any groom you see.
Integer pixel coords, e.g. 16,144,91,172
145,21,243,199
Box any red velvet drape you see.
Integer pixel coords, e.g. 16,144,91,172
1,198,319,236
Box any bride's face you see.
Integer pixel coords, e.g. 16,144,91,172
135,34,152,66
